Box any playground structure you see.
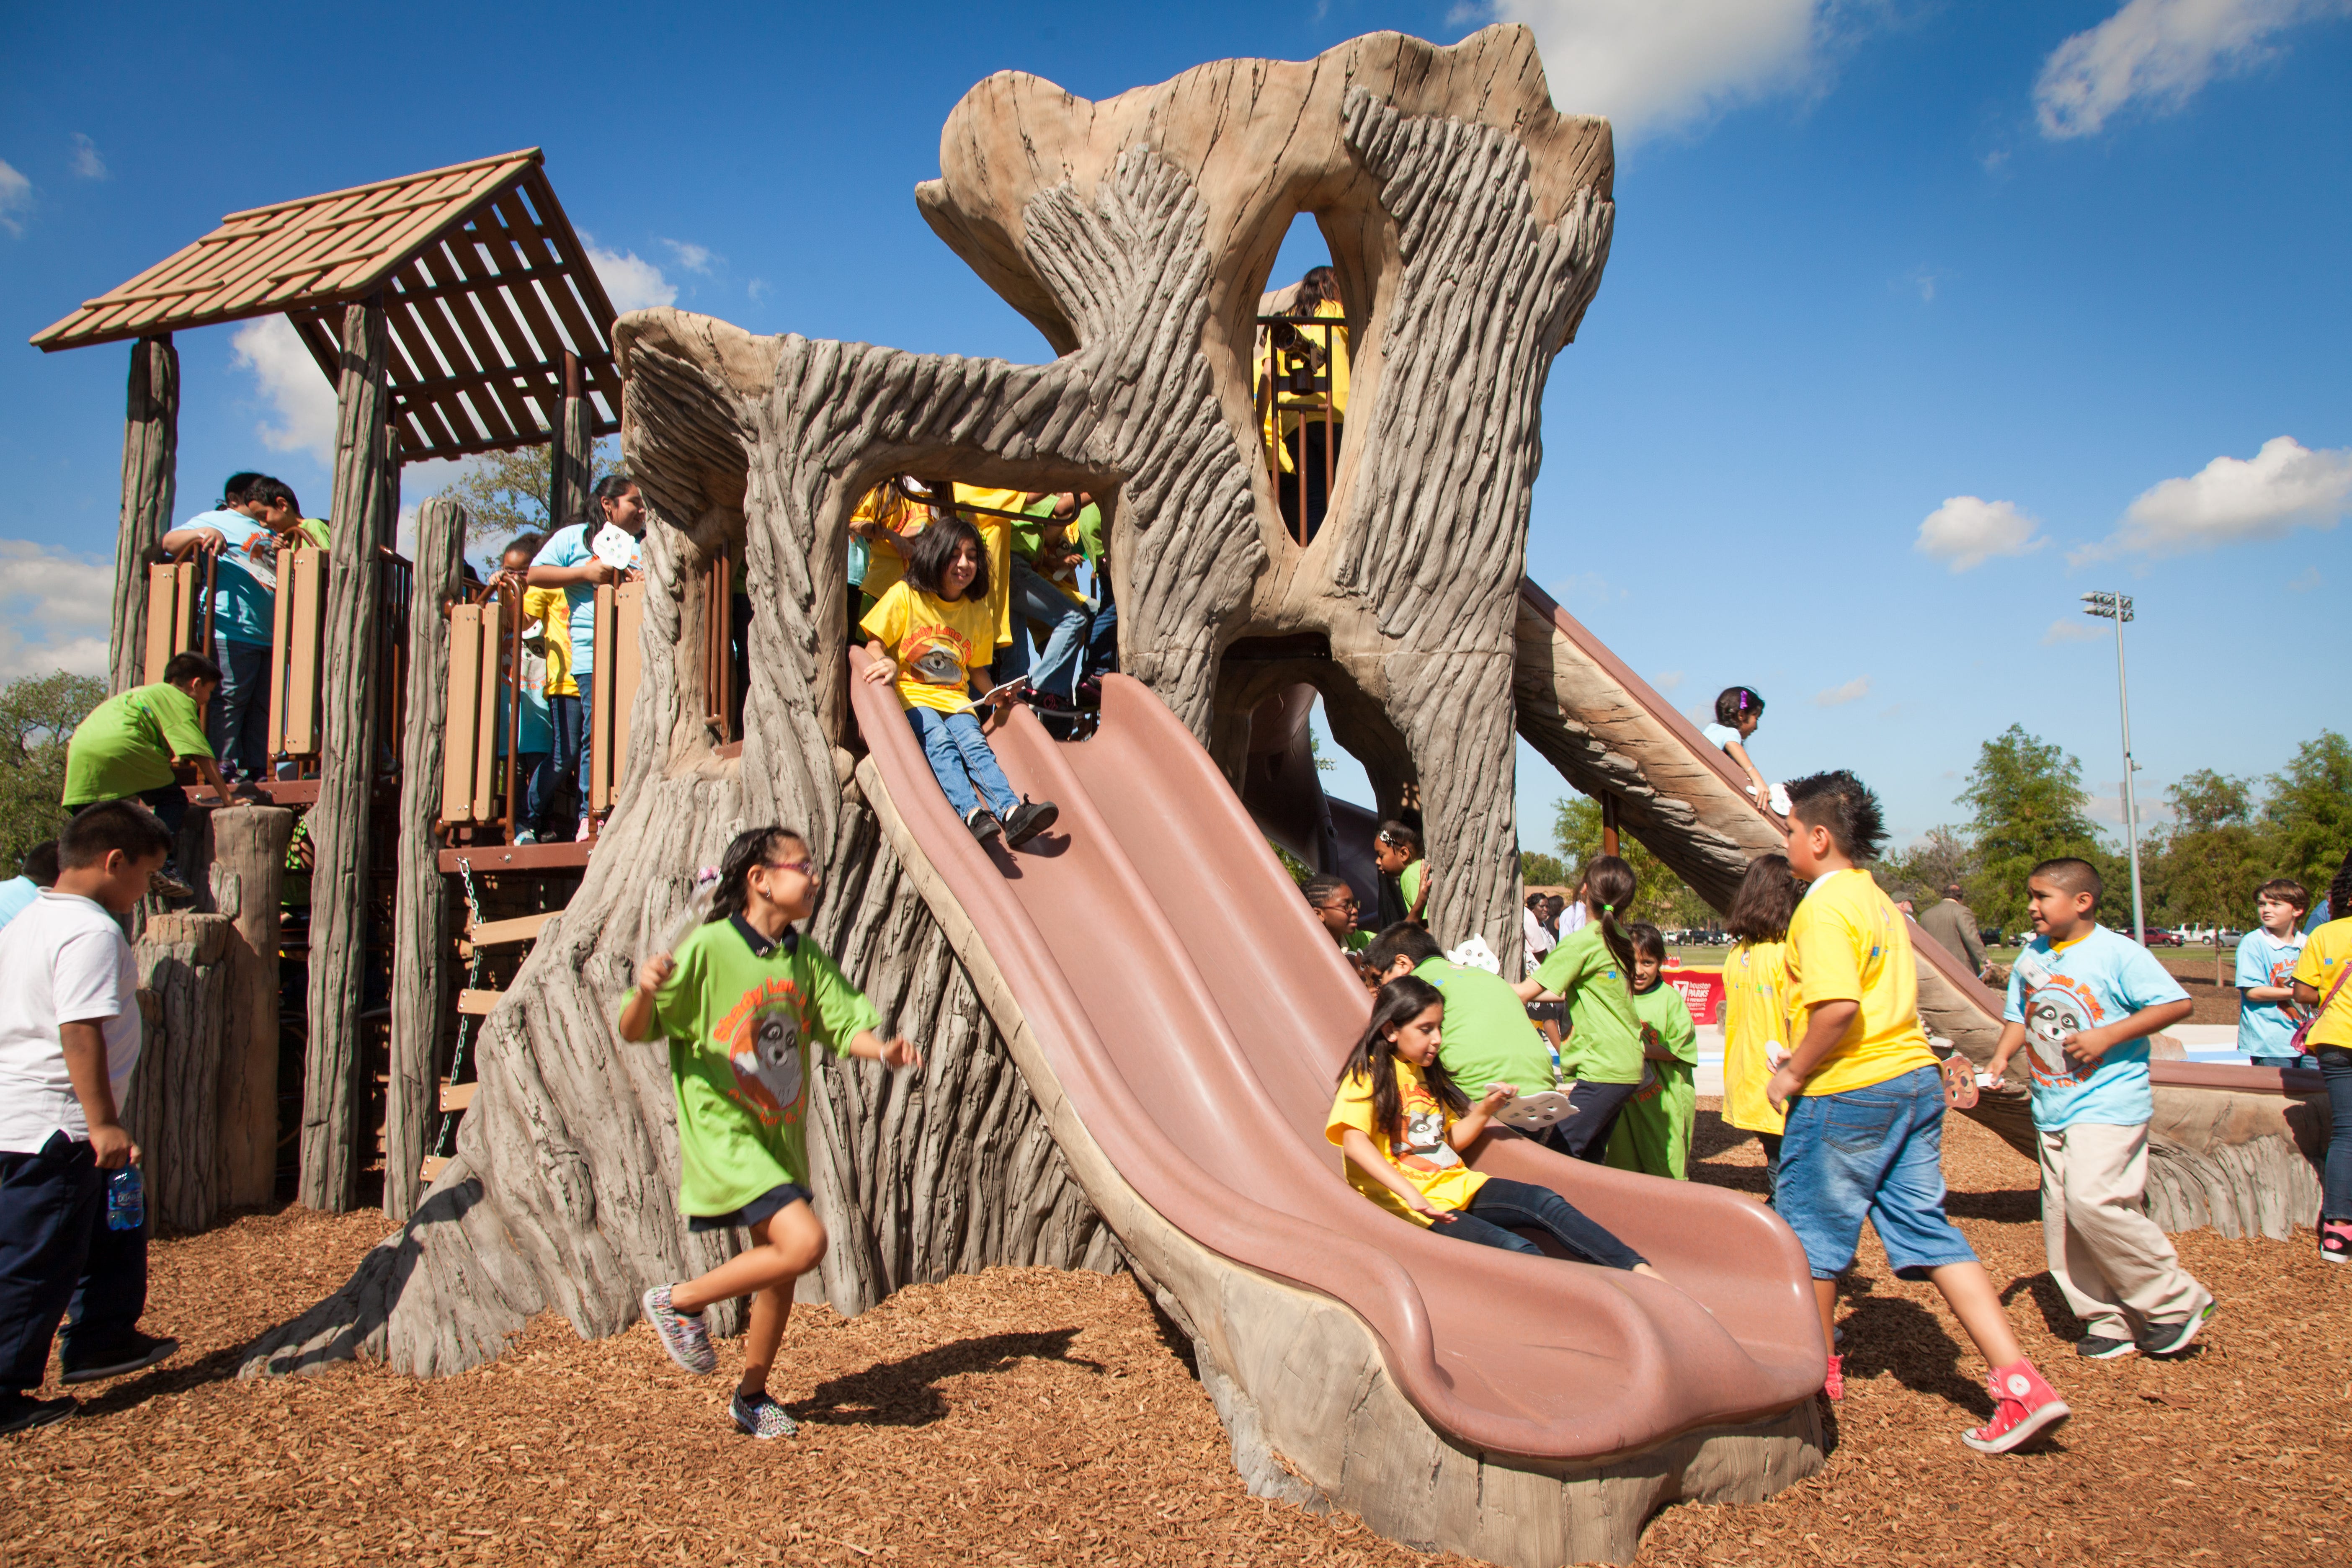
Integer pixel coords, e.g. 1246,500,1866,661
26,23,2338,1568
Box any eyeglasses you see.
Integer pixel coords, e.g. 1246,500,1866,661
761,859,819,881
1319,896,1359,911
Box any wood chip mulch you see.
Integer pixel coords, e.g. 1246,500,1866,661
3,1109,2344,1566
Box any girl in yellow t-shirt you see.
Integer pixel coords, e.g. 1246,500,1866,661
1325,977,1658,1275
858,518,1060,850
848,479,931,612
2291,850,2352,1263
1719,854,1803,1202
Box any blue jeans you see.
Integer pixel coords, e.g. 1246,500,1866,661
513,752,554,832
1001,559,1093,700
2321,1046,2352,1221
208,638,272,780
1777,1065,1978,1281
0,1133,147,1391
1434,1176,1647,1271
547,694,583,827
1540,1079,1640,1163
1087,567,1117,676
905,706,1019,820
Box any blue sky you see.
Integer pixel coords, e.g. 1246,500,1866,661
3,0,2346,859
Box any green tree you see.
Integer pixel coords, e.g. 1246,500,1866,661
1957,725,2117,933
1548,794,1715,928
2262,730,2352,898
1520,850,1568,888
0,671,108,874
2148,770,2270,939
1880,825,1978,905
444,438,618,545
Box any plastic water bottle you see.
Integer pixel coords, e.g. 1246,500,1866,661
105,1165,144,1232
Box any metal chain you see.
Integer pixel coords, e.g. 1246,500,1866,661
431,857,489,1159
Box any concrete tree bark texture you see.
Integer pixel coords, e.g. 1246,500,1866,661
245,27,1612,1375
111,334,177,695
298,298,392,1212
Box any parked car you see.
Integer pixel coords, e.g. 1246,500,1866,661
2140,928,2183,947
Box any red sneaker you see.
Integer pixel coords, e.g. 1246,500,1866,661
1821,1352,1844,1402
1961,1360,2070,1454
2321,1219,2352,1264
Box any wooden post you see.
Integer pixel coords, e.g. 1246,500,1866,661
126,912,234,1233
552,349,590,527
385,496,467,1217
1600,792,1620,859
211,806,294,1208
112,335,178,695
300,298,392,1212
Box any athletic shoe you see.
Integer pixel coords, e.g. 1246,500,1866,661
1821,1352,1843,1402
513,829,539,846
149,866,195,901
1002,797,1060,848
731,1390,798,1440
2321,1219,2352,1264
1960,1361,2071,1454
0,1393,76,1436
966,808,1004,843
2074,1333,2137,1360
641,1284,716,1375
59,1331,180,1385
2138,1297,2217,1358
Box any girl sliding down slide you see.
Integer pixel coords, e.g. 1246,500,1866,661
1326,977,1662,1278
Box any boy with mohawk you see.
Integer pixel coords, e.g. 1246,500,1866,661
1987,857,2210,1359
1766,770,2068,1453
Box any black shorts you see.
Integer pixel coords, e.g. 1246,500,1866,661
687,1181,811,1233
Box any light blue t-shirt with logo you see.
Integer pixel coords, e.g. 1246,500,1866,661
186,509,278,647
531,522,640,681
2234,927,2307,1059
2003,924,2189,1129
0,875,37,932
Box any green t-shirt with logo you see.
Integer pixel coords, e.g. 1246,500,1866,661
62,682,214,805
635,916,880,1216
1413,956,1554,1102
1532,923,1644,1084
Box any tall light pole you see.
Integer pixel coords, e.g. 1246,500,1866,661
2081,591,2145,943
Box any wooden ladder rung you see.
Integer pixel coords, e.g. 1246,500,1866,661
438,1081,477,1112
419,1154,451,1182
462,910,553,950
457,988,503,1016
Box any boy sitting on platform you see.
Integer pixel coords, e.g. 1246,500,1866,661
1986,857,2210,1360
60,652,239,900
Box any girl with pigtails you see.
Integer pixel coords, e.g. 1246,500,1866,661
1514,854,1647,1161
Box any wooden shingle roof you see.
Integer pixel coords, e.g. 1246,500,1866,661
31,149,622,461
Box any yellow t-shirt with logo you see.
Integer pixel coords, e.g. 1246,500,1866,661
1325,1060,1487,1225
950,484,1020,649
1720,939,1791,1135
1785,868,1938,1096
859,580,995,715
522,585,575,696
2292,918,2352,1048
853,485,929,604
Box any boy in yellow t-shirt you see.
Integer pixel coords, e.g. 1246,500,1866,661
2292,850,2352,1263
1768,769,2067,1454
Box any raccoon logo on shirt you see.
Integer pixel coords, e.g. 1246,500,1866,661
901,627,970,689
2014,954,2108,1091
726,1002,805,1124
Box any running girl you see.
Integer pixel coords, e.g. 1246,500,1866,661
1327,977,1659,1274
1515,854,1646,1162
860,517,1059,847
618,826,923,1439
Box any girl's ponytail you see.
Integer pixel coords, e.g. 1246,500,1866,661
1585,854,1640,986
707,825,807,926
1333,975,1458,1140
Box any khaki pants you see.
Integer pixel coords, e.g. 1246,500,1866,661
2039,1120,2208,1340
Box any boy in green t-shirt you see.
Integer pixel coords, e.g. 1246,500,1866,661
61,652,240,900
1604,923,1699,1179
1363,923,1554,1103
1302,874,1373,957
617,825,921,1440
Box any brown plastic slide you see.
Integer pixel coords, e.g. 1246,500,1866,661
848,652,1823,1465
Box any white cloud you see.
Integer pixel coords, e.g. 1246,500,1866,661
746,278,769,302
2041,616,2106,645
1486,0,1875,141
2289,563,2322,592
1914,495,2045,571
586,241,676,314
662,238,714,274
69,133,106,180
0,158,30,237
0,539,114,680
2034,0,2350,139
1651,669,1685,691
2074,436,2352,562
1812,676,1871,707
1905,266,1939,303
230,316,339,465
1549,570,1626,606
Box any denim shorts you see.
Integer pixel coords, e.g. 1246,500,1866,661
1777,1065,1976,1281
687,1181,811,1233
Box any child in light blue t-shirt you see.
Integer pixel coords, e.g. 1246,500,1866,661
2235,878,2310,1067
1986,857,2210,1362
1702,686,1769,805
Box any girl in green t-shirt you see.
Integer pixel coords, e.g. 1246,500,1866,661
617,825,923,1440
1603,923,1700,1180
1513,854,1646,1162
